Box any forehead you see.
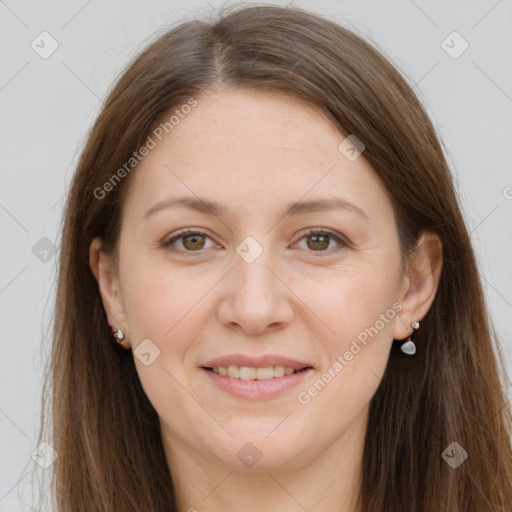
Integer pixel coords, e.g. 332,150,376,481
165,89,344,161
123,89,391,222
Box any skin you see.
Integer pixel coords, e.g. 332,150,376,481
90,89,442,512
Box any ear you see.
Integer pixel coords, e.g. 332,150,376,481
89,237,130,347
393,230,443,340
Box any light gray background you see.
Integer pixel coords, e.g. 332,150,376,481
1,0,511,510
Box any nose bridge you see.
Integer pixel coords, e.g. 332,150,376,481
233,234,280,300
218,233,294,332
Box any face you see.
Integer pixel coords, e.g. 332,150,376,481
96,89,414,474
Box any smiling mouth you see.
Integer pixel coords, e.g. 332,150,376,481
202,365,312,380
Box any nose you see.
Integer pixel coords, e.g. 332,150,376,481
216,244,295,335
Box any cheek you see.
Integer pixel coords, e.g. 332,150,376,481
290,257,400,346
118,261,217,429
121,261,215,348
119,255,236,409
289,257,399,405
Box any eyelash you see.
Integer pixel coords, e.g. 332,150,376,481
161,228,349,257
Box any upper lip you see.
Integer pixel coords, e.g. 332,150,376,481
202,354,313,371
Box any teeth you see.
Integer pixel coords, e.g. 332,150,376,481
240,366,257,380
210,365,300,380
227,365,239,378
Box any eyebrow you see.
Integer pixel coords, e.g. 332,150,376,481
143,195,370,221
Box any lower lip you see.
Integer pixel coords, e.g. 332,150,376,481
201,367,314,400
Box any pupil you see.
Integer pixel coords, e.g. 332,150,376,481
308,235,328,251
184,234,204,250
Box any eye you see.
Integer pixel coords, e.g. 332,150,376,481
162,229,216,253
162,228,349,256
294,228,348,256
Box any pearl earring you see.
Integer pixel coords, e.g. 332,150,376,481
112,328,125,344
400,321,420,355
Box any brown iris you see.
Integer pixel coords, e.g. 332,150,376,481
182,233,206,250
306,234,330,251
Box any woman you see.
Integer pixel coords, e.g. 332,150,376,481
39,4,512,511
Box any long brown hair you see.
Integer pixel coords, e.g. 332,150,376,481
38,3,512,511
